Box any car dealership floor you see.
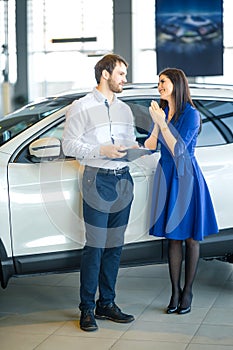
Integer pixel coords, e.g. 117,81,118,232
0,259,233,350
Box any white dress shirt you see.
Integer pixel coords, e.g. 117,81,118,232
62,88,137,169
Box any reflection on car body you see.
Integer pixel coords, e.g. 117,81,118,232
0,83,233,288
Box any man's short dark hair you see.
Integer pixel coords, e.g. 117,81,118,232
94,53,128,84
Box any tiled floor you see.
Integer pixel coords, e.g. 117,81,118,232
0,259,233,350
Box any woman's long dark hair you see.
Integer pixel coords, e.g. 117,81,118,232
159,68,195,123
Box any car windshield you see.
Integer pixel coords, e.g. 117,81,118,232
0,97,72,146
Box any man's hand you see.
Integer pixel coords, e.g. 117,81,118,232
100,144,127,159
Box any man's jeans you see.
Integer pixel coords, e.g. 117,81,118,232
79,167,133,311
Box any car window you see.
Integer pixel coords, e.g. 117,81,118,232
0,98,72,146
195,99,233,146
196,121,225,146
125,98,233,147
47,103,231,151
42,121,65,140
200,100,233,116
222,115,233,131
13,95,233,164
124,98,155,146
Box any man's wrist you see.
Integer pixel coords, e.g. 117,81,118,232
99,145,105,156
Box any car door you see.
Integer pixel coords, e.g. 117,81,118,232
124,95,233,236
7,98,161,258
194,99,233,230
7,119,85,256
122,98,161,243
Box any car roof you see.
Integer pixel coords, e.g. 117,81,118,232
3,83,233,120
119,83,233,99
53,83,233,101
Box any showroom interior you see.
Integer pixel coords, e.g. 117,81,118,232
0,1,233,349
1,0,233,115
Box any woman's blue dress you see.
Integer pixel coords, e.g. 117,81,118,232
149,103,219,241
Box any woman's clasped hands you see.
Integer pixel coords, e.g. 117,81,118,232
149,100,166,127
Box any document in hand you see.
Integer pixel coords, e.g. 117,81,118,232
118,148,154,162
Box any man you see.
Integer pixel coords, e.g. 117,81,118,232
62,54,138,331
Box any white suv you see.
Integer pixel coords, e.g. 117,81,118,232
0,83,233,288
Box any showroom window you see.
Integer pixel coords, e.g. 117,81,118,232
26,0,157,99
27,0,233,100
1,0,232,105
27,0,114,99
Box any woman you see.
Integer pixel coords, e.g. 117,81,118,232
145,68,218,314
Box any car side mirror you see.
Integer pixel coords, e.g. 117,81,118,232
29,137,61,161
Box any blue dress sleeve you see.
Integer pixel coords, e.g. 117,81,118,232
174,105,200,158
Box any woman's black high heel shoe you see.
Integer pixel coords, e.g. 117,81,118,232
178,292,193,315
178,305,191,314
166,290,182,314
166,305,179,314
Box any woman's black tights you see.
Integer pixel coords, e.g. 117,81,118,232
167,238,200,308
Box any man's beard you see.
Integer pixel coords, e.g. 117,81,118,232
108,78,123,93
